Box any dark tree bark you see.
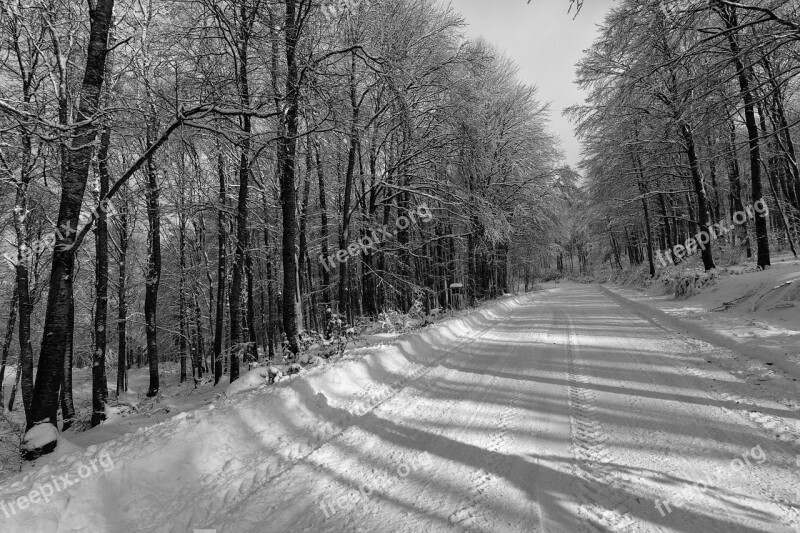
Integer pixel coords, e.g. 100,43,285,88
116,196,129,396
315,143,332,311
657,188,677,263
91,124,111,427
27,0,115,455
706,137,722,226
727,116,751,255
192,276,206,377
228,1,257,382
178,157,188,384
298,144,312,329
338,52,360,316
681,123,716,271
639,183,656,277
278,0,303,355
8,26,37,426
261,183,276,360
762,54,800,211
757,101,798,257
198,216,215,374
246,247,258,362
214,153,227,385
144,115,162,398
14,135,34,427
716,2,771,268
60,279,75,430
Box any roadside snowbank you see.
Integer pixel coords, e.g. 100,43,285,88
602,256,800,382
0,295,524,533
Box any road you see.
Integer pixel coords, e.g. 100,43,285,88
216,283,800,533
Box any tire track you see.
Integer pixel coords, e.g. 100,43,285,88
447,367,528,532
562,307,645,533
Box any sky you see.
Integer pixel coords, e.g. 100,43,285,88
443,0,617,168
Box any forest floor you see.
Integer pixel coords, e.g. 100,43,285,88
1,273,800,532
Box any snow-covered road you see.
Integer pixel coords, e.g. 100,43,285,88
3,283,799,533
212,283,800,533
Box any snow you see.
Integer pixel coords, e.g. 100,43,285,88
0,296,522,532
1,277,799,532
20,424,58,453
224,366,273,397
606,253,800,382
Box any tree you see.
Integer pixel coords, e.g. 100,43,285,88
23,0,115,457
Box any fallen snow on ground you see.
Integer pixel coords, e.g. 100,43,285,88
0,296,523,532
2,279,799,533
608,253,800,382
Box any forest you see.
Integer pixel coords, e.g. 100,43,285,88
2,2,800,532
0,0,570,457
571,0,800,279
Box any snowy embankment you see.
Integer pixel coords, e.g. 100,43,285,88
0,295,524,533
603,254,800,381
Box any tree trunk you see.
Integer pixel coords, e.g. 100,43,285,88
0,284,19,405
762,54,800,211
338,53,360,317
262,186,275,361
639,183,656,277
192,279,206,377
13,139,34,427
92,124,111,427
279,0,301,355
214,153,227,385
60,280,75,430
27,0,115,455
246,248,258,362
315,143,332,312
229,17,253,382
727,116,751,255
718,3,770,268
116,196,129,396
298,144,312,329
144,115,162,398
681,123,716,271
178,149,188,384
657,190,677,263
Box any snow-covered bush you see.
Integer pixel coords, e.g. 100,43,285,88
661,269,719,299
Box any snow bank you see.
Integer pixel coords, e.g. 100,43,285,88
20,424,58,452
0,295,525,533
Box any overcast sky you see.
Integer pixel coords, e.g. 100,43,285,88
443,0,617,168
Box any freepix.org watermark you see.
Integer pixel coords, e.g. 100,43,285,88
319,204,433,273
656,199,768,268
655,444,767,517
0,453,115,519
317,451,433,519
3,198,117,271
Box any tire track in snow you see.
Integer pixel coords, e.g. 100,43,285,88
562,307,645,533
446,344,530,532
